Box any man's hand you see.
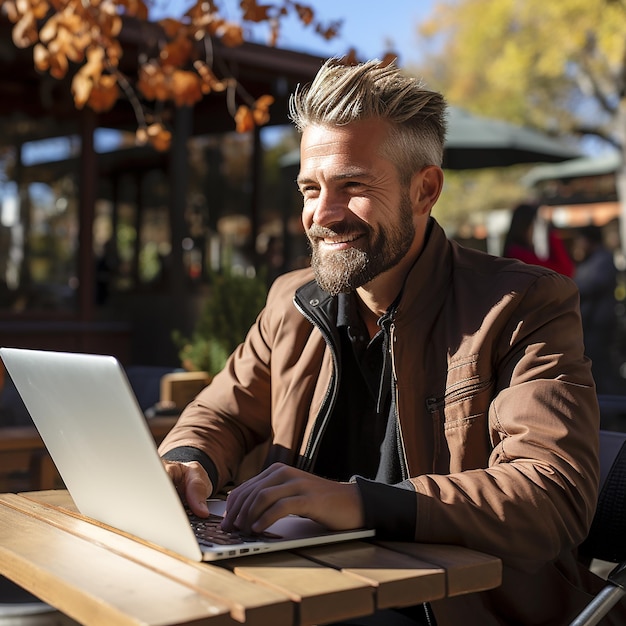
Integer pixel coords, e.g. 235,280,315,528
221,463,365,534
162,460,213,517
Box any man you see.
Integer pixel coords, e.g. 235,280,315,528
574,224,622,395
159,59,606,625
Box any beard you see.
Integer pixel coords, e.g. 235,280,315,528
307,194,415,296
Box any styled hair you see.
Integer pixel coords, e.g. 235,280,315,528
288,58,448,182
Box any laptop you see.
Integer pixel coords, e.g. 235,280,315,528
0,347,375,561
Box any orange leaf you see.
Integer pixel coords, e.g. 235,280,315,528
216,23,244,47
159,18,186,39
33,43,50,72
12,13,38,48
119,0,149,20
235,105,255,133
86,74,119,112
380,53,398,67
48,50,69,79
98,13,122,38
255,94,274,109
241,0,272,23
71,70,93,109
146,123,172,151
3,1,19,23
251,93,274,124
186,0,219,20
81,46,104,82
294,4,314,26
342,49,359,66
31,0,49,20
160,36,193,68
171,70,203,107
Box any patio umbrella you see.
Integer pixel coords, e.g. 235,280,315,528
443,107,581,170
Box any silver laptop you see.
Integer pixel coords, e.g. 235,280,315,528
0,347,375,561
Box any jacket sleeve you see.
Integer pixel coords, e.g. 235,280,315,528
410,270,600,573
158,288,278,494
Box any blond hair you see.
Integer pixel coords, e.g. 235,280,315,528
289,58,447,182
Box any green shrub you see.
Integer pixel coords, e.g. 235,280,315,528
174,270,267,376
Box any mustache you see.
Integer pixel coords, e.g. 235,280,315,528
307,223,366,239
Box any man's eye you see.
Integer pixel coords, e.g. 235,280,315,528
344,181,364,191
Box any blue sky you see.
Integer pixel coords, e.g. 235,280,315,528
151,1,435,66
254,1,434,65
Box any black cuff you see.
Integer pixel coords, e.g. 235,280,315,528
161,446,219,494
354,476,417,540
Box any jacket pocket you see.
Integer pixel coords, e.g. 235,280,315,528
426,355,494,472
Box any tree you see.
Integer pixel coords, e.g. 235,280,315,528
0,0,342,150
416,0,626,244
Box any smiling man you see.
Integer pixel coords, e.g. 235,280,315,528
159,59,612,625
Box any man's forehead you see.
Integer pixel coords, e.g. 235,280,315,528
298,122,389,173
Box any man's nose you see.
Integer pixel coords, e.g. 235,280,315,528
310,190,347,227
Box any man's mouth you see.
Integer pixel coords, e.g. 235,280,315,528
316,233,364,250
321,233,361,245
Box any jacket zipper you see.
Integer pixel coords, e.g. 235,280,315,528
388,321,409,481
426,378,492,474
426,377,493,412
293,296,340,472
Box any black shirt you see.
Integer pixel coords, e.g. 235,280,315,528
312,292,397,482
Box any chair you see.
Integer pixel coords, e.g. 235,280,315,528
570,429,626,625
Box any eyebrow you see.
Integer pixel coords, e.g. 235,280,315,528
296,168,373,186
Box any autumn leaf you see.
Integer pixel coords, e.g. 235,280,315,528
294,3,314,26
87,74,119,112
118,0,149,21
185,0,219,20
12,12,38,48
5,0,342,150
235,105,255,133
146,122,172,151
158,18,187,38
194,60,228,94
240,0,272,23
160,35,193,68
251,94,274,125
215,22,245,47
137,62,167,100
171,70,204,107
380,53,398,67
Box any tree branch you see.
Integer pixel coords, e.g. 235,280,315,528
571,122,623,151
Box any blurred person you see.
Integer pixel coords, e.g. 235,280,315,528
503,202,575,277
158,59,613,625
574,224,622,395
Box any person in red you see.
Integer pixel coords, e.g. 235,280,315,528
502,202,575,277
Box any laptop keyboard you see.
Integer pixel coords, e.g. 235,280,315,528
187,512,279,547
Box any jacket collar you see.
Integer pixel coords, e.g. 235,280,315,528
294,217,453,329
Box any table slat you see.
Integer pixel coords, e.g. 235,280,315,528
1,493,293,626
296,542,446,610
222,552,375,626
375,541,502,597
0,504,233,626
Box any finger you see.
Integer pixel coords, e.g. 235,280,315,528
223,464,291,531
185,470,211,517
163,460,212,517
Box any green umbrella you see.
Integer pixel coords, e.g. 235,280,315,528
443,107,581,169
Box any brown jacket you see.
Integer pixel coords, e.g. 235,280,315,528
160,218,610,624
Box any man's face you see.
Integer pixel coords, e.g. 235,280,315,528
297,118,416,296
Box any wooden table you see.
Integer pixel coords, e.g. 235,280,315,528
0,417,178,491
0,490,502,626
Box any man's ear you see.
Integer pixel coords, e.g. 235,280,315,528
410,165,444,215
